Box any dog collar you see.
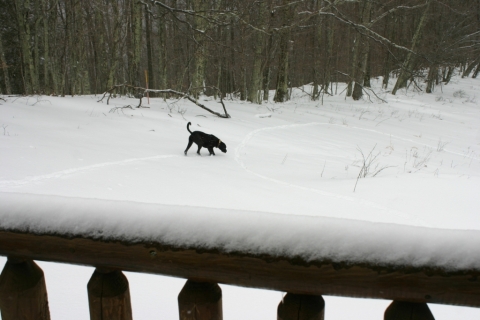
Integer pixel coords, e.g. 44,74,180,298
218,140,222,147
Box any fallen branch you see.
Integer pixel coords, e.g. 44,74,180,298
146,87,230,118
98,84,146,108
99,84,230,118
109,105,135,114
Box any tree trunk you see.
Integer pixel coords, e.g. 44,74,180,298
247,1,266,104
363,49,371,88
274,0,294,103
14,0,38,94
352,0,372,101
392,0,432,95
72,0,82,95
324,13,334,94
240,66,247,101
274,35,289,102
127,0,142,87
426,65,437,93
473,63,480,78
0,37,12,94
262,34,274,101
462,57,480,78
33,0,41,92
192,0,207,97
106,1,119,91
346,34,358,97
262,64,271,102
443,66,453,84
312,0,323,101
382,13,396,89
145,6,154,93
157,7,167,95
41,0,50,93
60,1,68,96
50,0,60,95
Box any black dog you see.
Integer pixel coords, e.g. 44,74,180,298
184,122,227,156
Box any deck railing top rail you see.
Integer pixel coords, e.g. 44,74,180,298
1,192,480,310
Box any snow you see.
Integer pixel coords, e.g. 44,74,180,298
2,192,480,270
1,75,480,319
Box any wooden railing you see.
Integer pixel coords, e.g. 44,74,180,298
0,225,479,319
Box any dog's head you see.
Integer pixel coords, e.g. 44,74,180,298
218,141,227,153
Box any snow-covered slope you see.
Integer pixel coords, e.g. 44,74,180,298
1,76,479,319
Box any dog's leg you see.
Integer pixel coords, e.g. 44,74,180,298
208,147,215,156
184,137,194,155
197,145,202,155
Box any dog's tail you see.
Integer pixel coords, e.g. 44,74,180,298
187,122,193,134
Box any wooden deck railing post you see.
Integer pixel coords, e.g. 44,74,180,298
277,293,325,320
0,257,51,320
384,301,435,320
87,268,133,320
2,228,480,311
178,280,223,320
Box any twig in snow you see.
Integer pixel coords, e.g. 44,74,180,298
436,139,449,152
321,160,326,177
109,105,134,114
353,166,363,193
358,107,370,120
177,107,187,120
32,96,52,106
353,144,395,192
375,117,391,127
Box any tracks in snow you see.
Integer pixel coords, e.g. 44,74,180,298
234,122,428,225
0,154,179,189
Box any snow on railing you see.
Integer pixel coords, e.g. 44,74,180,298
0,193,479,319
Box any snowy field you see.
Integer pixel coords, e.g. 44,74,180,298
1,75,480,319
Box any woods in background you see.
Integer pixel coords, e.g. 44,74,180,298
0,0,478,101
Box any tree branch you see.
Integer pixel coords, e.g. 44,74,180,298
99,84,230,118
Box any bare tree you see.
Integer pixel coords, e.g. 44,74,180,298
0,0,477,99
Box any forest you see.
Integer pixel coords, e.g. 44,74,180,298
0,0,478,102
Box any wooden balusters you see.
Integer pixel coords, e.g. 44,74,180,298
277,293,325,320
87,268,133,320
384,301,435,320
178,280,223,320
0,257,51,320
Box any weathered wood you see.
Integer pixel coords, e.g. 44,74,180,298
87,268,133,320
0,231,480,308
277,293,325,320
0,258,50,320
178,280,222,320
384,301,435,320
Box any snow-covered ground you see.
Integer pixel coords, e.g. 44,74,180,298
1,76,480,319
